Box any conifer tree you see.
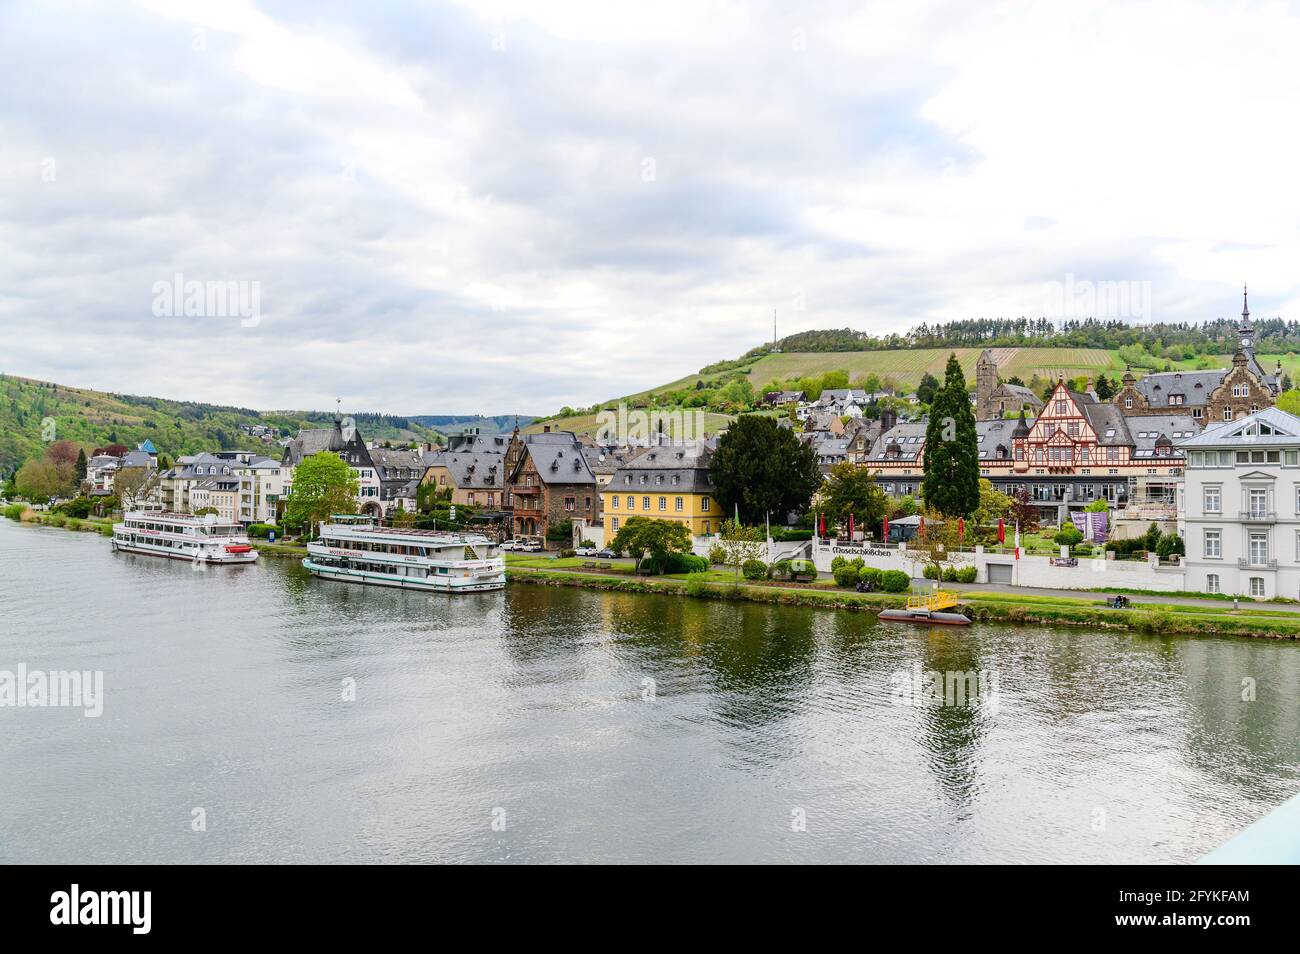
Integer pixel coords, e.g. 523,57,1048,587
921,353,980,517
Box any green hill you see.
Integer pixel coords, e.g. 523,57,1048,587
0,374,444,477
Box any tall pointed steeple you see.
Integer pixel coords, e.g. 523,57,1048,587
1242,283,1250,323
1238,284,1255,355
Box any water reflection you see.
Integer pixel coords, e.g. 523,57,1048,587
2,519,1300,864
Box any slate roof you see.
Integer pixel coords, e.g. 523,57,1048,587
367,446,427,481
1132,369,1224,408
1128,416,1200,458
1079,403,1131,445
435,452,505,490
608,444,713,494
119,450,157,469
523,431,596,485
282,420,351,466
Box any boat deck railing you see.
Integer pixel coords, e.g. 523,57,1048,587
905,590,960,612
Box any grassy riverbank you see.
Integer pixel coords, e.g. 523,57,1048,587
505,566,1300,640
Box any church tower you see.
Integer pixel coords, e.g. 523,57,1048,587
1238,284,1255,355
975,350,998,419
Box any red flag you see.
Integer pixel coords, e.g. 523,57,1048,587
918,515,925,537
997,517,1005,544
882,515,890,541
957,517,965,539
819,512,826,537
848,512,854,540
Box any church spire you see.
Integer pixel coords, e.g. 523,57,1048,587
1242,283,1250,323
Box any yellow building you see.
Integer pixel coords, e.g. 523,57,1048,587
601,444,718,537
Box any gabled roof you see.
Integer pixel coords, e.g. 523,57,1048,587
516,431,596,485
1177,407,1300,448
1132,369,1224,407
433,452,505,490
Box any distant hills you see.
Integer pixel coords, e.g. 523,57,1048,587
408,414,536,436
0,374,445,476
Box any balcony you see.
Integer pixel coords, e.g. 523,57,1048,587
1237,558,1278,568
1238,510,1276,523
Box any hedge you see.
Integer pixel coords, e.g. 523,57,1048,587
880,570,910,592
742,559,769,581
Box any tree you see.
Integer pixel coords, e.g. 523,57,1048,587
819,462,887,534
284,452,359,538
1009,487,1039,533
74,448,88,484
15,457,67,500
709,415,821,525
910,511,969,583
1277,390,1300,416
921,353,980,517
716,519,766,581
610,517,693,572
113,467,154,509
973,478,1013,529
1094,373,1115,400
915,372,940,405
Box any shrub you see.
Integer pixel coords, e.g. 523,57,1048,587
66,518,83,531
833,565,859,587
956,566,977,583
922,564,939,579
858,565,882,587
941,565,958,582
247,523,278,538
742,559,768,581
1054,525,1084,547
880,570,910,592
684,571,709,596
665,552,708,574
789,559,817,580
558,548,576,559
1156,531,1185,559
1073,543,1093,556
708,545,726,565
47,513,67,527
3,503,26,521
770,559,793,581
830,555,846,573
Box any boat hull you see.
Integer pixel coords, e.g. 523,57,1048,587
303,558,504,593
112,538,258,564
878,608,971,626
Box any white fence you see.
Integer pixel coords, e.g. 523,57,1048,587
812,539,1186,592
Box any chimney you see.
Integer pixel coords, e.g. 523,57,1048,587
543,425,551,433
880,405,897,432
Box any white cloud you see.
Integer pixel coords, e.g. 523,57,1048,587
2,0,1300,418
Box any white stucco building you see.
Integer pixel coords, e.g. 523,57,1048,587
1178,407,1300,599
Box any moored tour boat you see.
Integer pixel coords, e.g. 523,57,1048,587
304,514,505,593
112,510,259,564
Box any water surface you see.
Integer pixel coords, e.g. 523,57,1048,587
2,519,1298,863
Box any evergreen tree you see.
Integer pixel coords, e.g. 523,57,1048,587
1095,373,1115,400
921,353,980,517
915,372,940,405
709,415,821,525
74,448,87,484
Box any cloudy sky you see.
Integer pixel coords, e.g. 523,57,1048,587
3,0,1300,416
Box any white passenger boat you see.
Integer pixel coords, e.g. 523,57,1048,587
112,510,258,564
304,514,505,593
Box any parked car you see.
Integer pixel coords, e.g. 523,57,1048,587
575,545,599,557
519,538,544,552
499,539,522,551
595,548,620,559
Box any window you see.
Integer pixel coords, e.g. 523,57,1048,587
1248,488,1269,518
1204,529,1220,559
1224,408,1234,421
701,497,710,511
611,496,619,509
1206,574,1220,594
675,497,683,511
1124,397,1133,409
1250,577,1265,598
642,496,650,510
1249,531,1269,564
658,496,666,511
626,496,634,509
611,517,619,531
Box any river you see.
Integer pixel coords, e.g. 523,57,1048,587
2,518,1299,863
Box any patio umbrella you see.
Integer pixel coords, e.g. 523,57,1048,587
957,517,965,540
882,514,890,542
997,517,1005,544
848,512,854,539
